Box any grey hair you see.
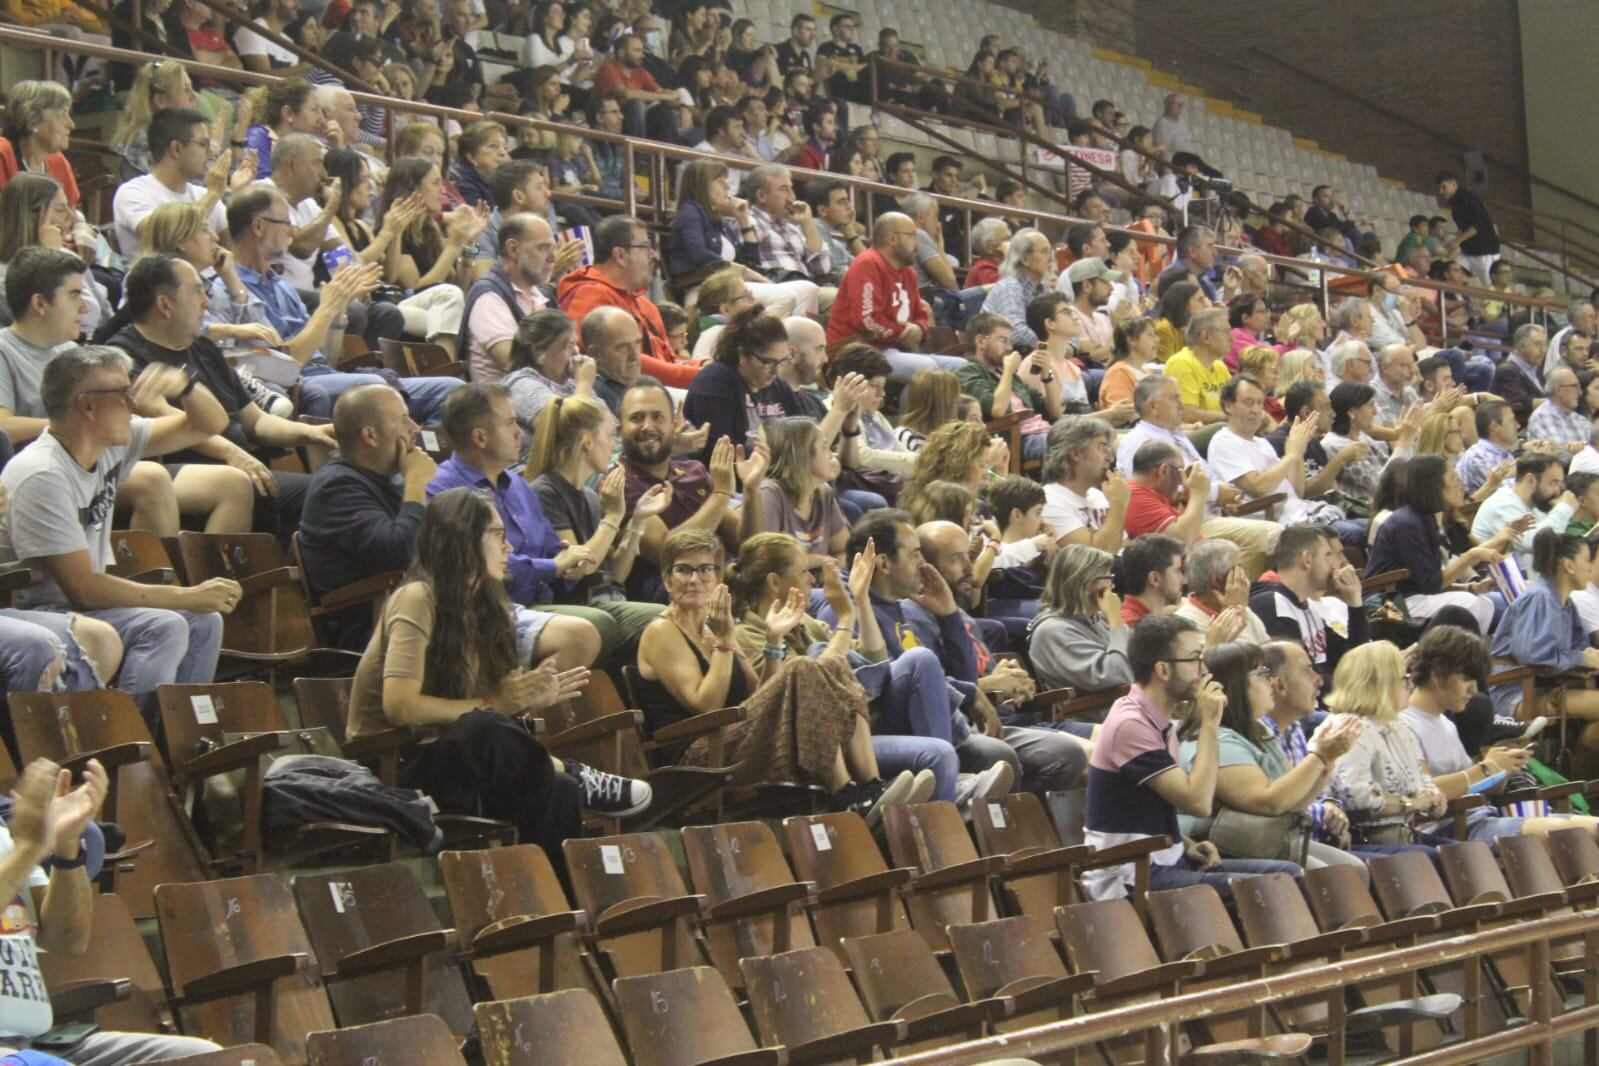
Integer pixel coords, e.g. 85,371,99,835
1133,373,1178,417
270,132,321,173
900,192,935,222
1568,299,1594,320
1513,322,1546,350
2,80,72,142
1185,538,1241,594
1183,307,1228,348
1329,298,1370,332
1131,439,1182,475
1374,343,1412,368
1235,252,1267,275
41,345,133,419
971,217,1009,257
316,84,350,111
999,228,1046,279
1040,543,1116,616
743,164,786,200
1040,415,1114,483
1328,340,1371,379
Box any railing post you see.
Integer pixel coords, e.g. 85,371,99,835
1529,934,1554,1066
622,141,636,218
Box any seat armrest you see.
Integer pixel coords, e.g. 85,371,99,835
593,894,705,939
1498,891,1568,918
49,978,131,1019
1229,492,1285,517
1081,835,1172,868
785,1020,904,1066
1501,781,1587,805
342,726,421,761
181,732,291,779
697,1051,785,1066
469,911,586,957
906,855,1006,893
236,567,301,597
1366,914,1442,943
1002,845,1095,879
992,972,1098,1015
330,929,459,981
704,881,816,924
1195,943,1287,978
174,954,308,1006
63,743,152,777
542,710,645,749
813,867,914,906
1092,959,1201,998
316,572,405,613
1284,927,1367,960
649,706,745,746
1445,794,1488,816
1435,901,1502,929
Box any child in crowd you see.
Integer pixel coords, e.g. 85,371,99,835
985,475,1056,618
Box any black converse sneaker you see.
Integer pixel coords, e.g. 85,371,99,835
565,760,653,818
833,771,916,827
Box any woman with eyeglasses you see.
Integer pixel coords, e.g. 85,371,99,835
635,528,929,824
1178,641,1367,873
681,305,812,465
503,309,595,443
0,174,111,334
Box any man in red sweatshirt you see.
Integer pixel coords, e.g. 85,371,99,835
556,215,700,388
826,212,967,382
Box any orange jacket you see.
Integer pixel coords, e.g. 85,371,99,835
555,265,699,388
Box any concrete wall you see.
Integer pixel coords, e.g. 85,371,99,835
1518,0,1599,267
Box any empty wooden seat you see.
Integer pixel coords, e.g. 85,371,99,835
474,989,628,1066
969,791,1092,922
176,532,328,676
108,528,180,584
438,844,605,1004
379,337,466,379
155,873,336,1064
739,947,905,1062
1495,833,1593,974
681,820,817,989
782,811,913,964
305,1013,465,1065
840,926,998,1048
614,966,778,1066
291,863,473,1035
1548,825,1599,889
563,832,713,978
946,916,1095,1035
1441,840,1563,917
880,801,1003,953
40,892,176,1037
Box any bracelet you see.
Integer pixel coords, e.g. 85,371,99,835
1307,748,1327,768
712,643,735,654
762,644,788,660
598,518,620,532
840,428,862,437
712,489,732,498
231,138,247,148
49,850,88,870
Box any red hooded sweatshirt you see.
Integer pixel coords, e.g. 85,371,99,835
825,247,929,354
556,265,699,387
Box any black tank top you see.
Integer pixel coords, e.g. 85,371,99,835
636,624,753,738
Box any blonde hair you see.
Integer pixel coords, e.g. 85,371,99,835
901,421,991,514
906,480,973,528
1237,344,1279,383
1277,303,1323,346
694,265,747,317
727,531,805,612
1275,347,1322,397
1416,412,1457,457
765,416,823,503
112,61,193,152
897,369,961,437
1324,641,1406,721
136,202,208,256
522,395,611,481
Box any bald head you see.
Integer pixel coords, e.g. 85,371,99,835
917,520,976,607
873,212,915,247
582,306,643,384
1549,367,1579,410
784,316,825,347
331,383,412,472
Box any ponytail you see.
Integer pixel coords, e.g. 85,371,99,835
522,394,609,483
1532,527,1589,580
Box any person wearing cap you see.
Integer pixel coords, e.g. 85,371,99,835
955,307,1065,463
1064,257,1123,368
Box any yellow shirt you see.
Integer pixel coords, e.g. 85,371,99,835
1164,347,1233,412
1155,318,1184,361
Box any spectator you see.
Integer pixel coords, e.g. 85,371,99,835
242,78,324,181
557,215,690,386
0,345,235,723
815,12,866,103
1238,346,1283,423
1153,280,1205,361
1549,300,1596,368
1471,452,1578,575
1367,272,1426,350
983,474,1054,617
1116,532,1188,626
1210,375,1317,523
1174,539,1271,643
1436,170,1500,286
470,159,563,271
779,316,831,417
1226,293,1271,371
809,178,866,283
1327,338,1374,390
900,192,958,293
1029,546,1132,703
791,101,837,173
1303,185,1361,246
1099,317,1158,412
106,253,330,534
956,310,1061,462
1456,399,1519,497
256,132,338,294
1164,307,1233,423
682,304,821,462
827,213,965,379
1250,525,1369,682
1158,223,1219,300
1040,415,1128,550
828,341,913,477
965,217,1010,288
1548,323,1593,381
112,107,232,261
979,227,1053,349
579,306,645,417
0,174,108,335
745,165,831,307
1322,381,1417,501
1053,222,1110,299
1370,342,1423,425
775,12,814,75
1491,323,1549,424
0,250,94,449
373,157,480,356
1124,439,1209,545
757,415,850,563
298,384,437,648
524,0,595,83
449,119,509,209
109,61,200,178
894,368,961,454
738,94,779,162
693,107,751,194
1063,257,1119,371
1528,366,1591,448
0,82,80,207
503,308,592,434
594,34,678,137
461,212,556,383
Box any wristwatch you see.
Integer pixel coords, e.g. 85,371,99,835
171,365,200,401
51,850,88,870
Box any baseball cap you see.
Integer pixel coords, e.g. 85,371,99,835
1065,257,1125,285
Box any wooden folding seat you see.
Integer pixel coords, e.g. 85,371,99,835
292,863,473,1036
108,528,181,584
144,1047,283,1065
156,681,388,872
969,791,1094,922
879,801,1004,952
680,820,818,990
739,947,906,1063
40,892,177,1037
1056,898,1311,1064
289,533,405,651
10,689,212,917
474,989,627,1066
306,1013,465,1065
782,811,914,964
155,873,338,1064
1547,824,1599,889
946,916,1096,1039
614,966,780,1066
1495,833,1598,985
379,337,466,379
840,926,1002,1049
562,831,714,979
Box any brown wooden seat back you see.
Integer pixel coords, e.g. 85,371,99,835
969,792,1062,856
157,681,284,771
1046,788,1086,847
948,915,1078,1033
738,946,881,1051
1438,840,1513,906
292,863,473,1034
150,1046,283,1065
1147,883,1246,961
1233,871,1322,946
614,966,764,1066
882,800,997,951
681,820,815,988
39,892,174,1035
1547,825,1599,885
474,990,628,1066
291,677,353,746
840,926,965,1024
109,528,179,584
563,832,709,978
1370,849,1455,918
306,1013,465,1065
1055,897,1164,985
1304,863,1386,931
782,811,911,960
178,532,317,660
155,873,336,1062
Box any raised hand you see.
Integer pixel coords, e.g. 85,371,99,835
598,465,627,522
1309,713,1361,763
1182,461,1210,505
1194,677,1226,729
909,561,957,617
1286,411,1318,455
552,237,586,280
570,352,597,393
1205,606,1247,647
1223,563,1250,609
49,758,107,857
1099,586,1124,628
230,150,259,194
1001,350,1022,378
708,435,735,496
706,584,735,640
1102,470,1130,510
735,428,769,489
847,538,876,606
633,482,674,520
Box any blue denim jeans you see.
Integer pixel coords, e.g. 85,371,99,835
877,647,958,744
883,348,973,388
79,607,223,731
299,365,465,422
0,610,95,703
1149,856,1304,900
837,488,889,524
872,734,960,801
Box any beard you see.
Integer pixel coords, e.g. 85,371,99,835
623,430,671,466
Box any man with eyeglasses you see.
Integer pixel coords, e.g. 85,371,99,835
113,107,236,259
460,213,559,384
557,216,696,387
1084,613,1303,901
0,345,241,730
1491,322,1549,427
829,214,968,383
1528,367,1591,449
815,13,866,104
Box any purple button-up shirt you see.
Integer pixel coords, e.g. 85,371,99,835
428,455,565,604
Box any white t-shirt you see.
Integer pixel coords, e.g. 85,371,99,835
1043,482,1109,540
262,186,328,292
0,822,53,1040
1208,426,1309,523
0,419,153,609
113,174,229,260
1398,706,1471,776
233,21,298,66
1571,446,1599,476
1572,585,1599,636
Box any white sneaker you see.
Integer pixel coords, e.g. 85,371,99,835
953,762,1015,808
905,769,937,805
1516,716,1548,744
